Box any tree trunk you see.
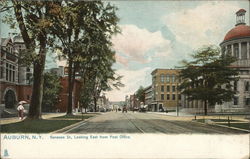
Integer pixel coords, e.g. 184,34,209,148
94,97,97,112
28,35,46,119
67,57,73,115
12,0,33,49
204,100,208,115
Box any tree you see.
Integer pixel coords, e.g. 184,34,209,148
178,45,239,115
135,86,145,103
50,1,120,114
42,72,62,112
1,1,62,119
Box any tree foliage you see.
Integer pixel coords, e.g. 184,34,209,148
42,72,62,112
1,1,123,116
135,86,145,103
49,1,121,113
1,0,64,119
178,45,239,115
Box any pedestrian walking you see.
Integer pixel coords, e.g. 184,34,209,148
17,102,25,120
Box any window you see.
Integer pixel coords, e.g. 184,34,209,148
166,75,170,83
245,98,250,105
12,71,15,82
172,94,176,100
26,73,32,84
227,45,232,55
178,78,182,83
234,46,239,58
233,97,238,105
172,86,176,92
5,63,17,82
167,94,170,100
9,69,12,82
152,76,156,84
172,75,175,83
178,94,181,100
6,67,8,81
26,67,31,72
160,74,164,83
245,81,249,91
161,85,164,92
234,81,237,91
166,85,170,92
0,66,3,79
161,94,164,100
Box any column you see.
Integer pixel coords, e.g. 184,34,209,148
247,42,250,59
239,42,241,59
2,54,6,81
231,44,234,57
225,45,228,56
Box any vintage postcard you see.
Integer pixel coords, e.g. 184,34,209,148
0,0,249,159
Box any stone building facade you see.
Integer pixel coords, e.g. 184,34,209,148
216,9,250,112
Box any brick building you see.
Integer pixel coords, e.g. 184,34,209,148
0,35,33,115
55,76,81,112
151,69,181,111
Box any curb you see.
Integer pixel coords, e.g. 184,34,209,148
192,120,250,133
50,115,98,134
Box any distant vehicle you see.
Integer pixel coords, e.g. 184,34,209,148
139,107,146,112
133,107,139,111
159,108,165,112
99,107,106,112
139,105,147,112
122,107,127,113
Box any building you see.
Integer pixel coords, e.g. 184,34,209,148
55,77,81,112
151,69,181,112
0,35,33,116
0,34,82,115
217,9,250,112
181,9,250,114
144,85,152,110
129,94,140,110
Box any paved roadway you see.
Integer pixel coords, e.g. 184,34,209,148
66,112,246,134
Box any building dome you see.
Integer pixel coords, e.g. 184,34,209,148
224,24,250,41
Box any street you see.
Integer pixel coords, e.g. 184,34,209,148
66,112,245,134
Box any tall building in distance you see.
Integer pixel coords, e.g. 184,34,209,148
218,9,250,112
144,85,152,110
151,69,181,112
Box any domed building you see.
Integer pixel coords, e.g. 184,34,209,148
218,9,250,112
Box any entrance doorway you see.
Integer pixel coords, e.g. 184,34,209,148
4,90,16,109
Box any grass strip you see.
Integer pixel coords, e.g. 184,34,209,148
219,123,250,131
1,114,96,133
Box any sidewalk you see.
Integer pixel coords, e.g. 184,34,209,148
0,113,65,125
147,111,249,132
147,111,194,117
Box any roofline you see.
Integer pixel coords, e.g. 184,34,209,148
143,85,152,91
151,68,181,75
220,36,250,46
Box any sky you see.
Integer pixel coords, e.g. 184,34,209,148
104,0,250,101
1,1,250,102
